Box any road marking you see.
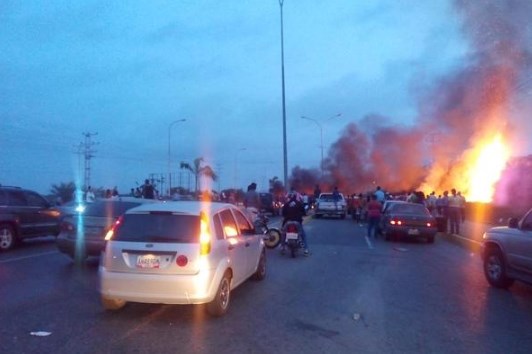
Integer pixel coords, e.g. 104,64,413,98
0,250,59,264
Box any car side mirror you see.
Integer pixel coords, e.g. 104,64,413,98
508,217,519,229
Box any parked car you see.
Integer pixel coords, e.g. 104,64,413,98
481,207,532,289
314,192,347,219
0,185,62,251
380,202,437,243
98,201,267,316
56,197,158,261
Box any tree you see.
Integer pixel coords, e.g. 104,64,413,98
50,181,76,204
180,157,217,193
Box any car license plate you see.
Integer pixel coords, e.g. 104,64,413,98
286,232,298,240
136,255,160,269
408,229,420,235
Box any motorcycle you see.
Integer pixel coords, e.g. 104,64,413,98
281,221,304,258
254,213,282,249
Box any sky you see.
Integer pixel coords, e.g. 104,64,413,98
1,0,531,196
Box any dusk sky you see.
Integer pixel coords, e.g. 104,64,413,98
2,0,531,196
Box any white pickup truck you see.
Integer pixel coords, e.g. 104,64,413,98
314,192,347,219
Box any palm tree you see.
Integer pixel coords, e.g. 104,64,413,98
50,181,76,204
180,157,217,193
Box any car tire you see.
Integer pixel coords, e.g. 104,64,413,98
207,271,231,317
483,248,514,289
101,296,126,311
314,214,322,219
253,251,266,281
0,224,17,251
427,235,435,243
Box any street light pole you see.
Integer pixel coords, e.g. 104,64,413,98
279,0,288,188
301,113,341,178
167,119,186,196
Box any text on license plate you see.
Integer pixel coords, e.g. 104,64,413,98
286,232,298,240
136,255,160,268
408,229,420,235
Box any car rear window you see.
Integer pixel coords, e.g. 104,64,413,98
112,213,200,243
84,201,141,218
390,203,430,216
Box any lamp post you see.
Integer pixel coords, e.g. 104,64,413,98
279,0,288,188
234,148,247,189
167,119,186,196
301,113,341,177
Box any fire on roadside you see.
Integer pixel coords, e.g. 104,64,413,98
420,132,511,203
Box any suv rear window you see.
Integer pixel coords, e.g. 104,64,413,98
112,213,200,243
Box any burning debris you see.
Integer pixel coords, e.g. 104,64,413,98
290,0,532,205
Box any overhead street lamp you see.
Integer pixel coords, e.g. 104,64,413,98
234,147,247,189
300,113,342,177
168,119,186,196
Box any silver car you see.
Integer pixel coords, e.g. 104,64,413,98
98,201,266,316
482,207,532,288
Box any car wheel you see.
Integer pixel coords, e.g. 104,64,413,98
0,224,17,251
101,296,126,311
427,235,435,243
314,214,322,219
253,251,266,281
207,271,231,317
483,248,514,289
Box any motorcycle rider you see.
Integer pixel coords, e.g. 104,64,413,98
281,191,309,256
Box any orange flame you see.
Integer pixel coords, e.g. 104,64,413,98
420,132,511,203
466,134,510,202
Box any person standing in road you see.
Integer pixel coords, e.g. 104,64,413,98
313,184,321,202
142,179,155,199
85,186,95,203
457,191,466,223
448,189,461,234
374,186,386,203
366,194,382,240
243,182,261,222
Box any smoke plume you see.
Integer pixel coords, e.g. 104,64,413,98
290,0,532,203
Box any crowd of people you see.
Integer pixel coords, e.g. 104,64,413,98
345,186,467,238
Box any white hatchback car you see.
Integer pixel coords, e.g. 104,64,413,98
98,201,266,316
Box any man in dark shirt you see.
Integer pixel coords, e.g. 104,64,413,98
281,192,309,255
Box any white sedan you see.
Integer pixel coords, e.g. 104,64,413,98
99,201,266,316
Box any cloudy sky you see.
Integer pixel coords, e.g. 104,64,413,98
1,0,530,196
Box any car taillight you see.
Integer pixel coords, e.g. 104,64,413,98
286,223,298,233
176,255,188,267
104,216,123,241
427,222,432,227
390,220,403,225
199,212,211,255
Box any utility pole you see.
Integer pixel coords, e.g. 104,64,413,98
75,132,98,191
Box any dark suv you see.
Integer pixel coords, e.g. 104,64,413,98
0,185,62,251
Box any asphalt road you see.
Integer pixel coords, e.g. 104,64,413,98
1,216,532,354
